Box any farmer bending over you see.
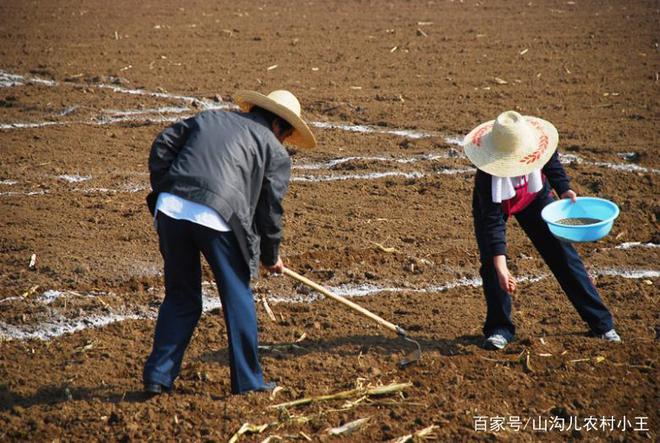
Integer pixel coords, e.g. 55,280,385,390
464,111,620,350
143,90,316,394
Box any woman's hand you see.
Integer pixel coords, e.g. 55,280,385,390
561,189,577,202
493,255,516,294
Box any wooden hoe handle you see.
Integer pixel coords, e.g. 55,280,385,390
282,267,404,336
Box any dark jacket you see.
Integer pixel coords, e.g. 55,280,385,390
146,110,291,277
472,151,571,259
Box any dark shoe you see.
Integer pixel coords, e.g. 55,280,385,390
144,383,170,395
237,381,277,395
255,381,277,392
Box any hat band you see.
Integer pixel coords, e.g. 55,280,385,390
471,123,493,147
519,119,549,165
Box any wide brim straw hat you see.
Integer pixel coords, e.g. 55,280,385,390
234,90,317,149
463,110,558,177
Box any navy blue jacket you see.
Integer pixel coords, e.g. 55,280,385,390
472,151,571,259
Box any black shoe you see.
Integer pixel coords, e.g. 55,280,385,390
144,383,170,395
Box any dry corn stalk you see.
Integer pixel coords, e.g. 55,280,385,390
391,424,439,442
21,285,39,298
270,382,412,409
518,349,534,373
259,343,304,353
371,241,400,254
261,298,277,322
269,386,285,400
568,355,606,364
229,423,269,443
327,417,371,436
481,349,534,372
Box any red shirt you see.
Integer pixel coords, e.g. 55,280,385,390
501,174,547,216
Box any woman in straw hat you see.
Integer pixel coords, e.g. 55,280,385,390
143,90,316,395
464,111,620,350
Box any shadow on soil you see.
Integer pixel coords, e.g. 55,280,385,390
0,335,489,411
0,383,152,411
199,333,486,364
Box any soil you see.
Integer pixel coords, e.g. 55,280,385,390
0,0,658,441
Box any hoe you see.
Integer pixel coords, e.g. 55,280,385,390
282,267,422,368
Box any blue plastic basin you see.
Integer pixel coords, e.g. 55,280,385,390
541,197,619,242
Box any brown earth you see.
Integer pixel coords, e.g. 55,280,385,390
0,0,658,441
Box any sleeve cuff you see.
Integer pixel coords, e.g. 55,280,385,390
491,243,507,258
260,243,280,267
553,181,570,197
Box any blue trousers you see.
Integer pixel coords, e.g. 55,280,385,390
475,193,614,341
143,212,265,394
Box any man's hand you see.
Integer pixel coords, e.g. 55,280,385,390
265,257,284,274
560,189,577,203
493,255,516,294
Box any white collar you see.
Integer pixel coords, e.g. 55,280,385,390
491,169,543,203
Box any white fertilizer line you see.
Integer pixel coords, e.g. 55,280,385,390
0,167,459,194
37,290,111,304
0,148,655,195
292,167,475,182
444,136,464,146
94,114,184,126
559,153,659,174
0,267,655,341
595,268,659,279
293,152,463,170
0,286,221,341
58,174,91,183
617,152,639,161
0,184,148,197
267,268,654,303
73,184,149,194
93,84,234,112
1,68,658,175
0,69,58,88
309,120,465,147
0,71,25,88
310,121,441,140
268,274,545,303
437,167,475,175
590,161,660,174
101,106,191,116
3,119,654,177
614,242,659,250
0,190,49,196
0,121,64,130
0,289,111,306
292,171,426,182
28,77,58,87
0,313,145,341
558,153,582,165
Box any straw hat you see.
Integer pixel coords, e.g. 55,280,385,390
463,110,558,177
234,90,317,149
